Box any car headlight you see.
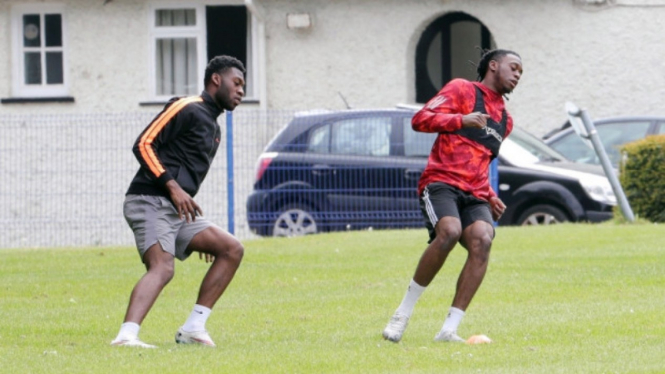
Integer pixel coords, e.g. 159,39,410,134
579,175,617,205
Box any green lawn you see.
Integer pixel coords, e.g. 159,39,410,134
1,223,663,373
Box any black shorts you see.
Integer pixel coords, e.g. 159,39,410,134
419,182,494,243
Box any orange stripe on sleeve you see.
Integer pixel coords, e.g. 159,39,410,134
138,96,203,178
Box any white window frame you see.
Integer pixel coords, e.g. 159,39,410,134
148,4,207,101
245,11,259,100
148,2,260,101
10,3,69,98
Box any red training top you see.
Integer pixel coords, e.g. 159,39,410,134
412,79,514,201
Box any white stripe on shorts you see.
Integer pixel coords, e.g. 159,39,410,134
423,186,438,226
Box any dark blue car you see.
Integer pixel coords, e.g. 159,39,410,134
247,109,615,236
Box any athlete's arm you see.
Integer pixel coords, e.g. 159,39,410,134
164,179,202,223
412,79,475,133
461,112,490,129
132,98,198,188
489,196,506,221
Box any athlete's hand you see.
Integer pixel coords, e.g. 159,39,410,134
462,112,491,129
165,180,203,222
489,196,506,221
199,252,215,263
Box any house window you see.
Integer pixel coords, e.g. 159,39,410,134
415,12,495,103
11,4,68,97
149,5,257,101
150,6,205,99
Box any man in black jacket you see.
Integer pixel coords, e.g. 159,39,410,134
111,55,245,348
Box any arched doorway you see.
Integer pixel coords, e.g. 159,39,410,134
415,12,496,103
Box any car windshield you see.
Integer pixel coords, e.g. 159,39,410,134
501,127,568,166
547,120,652,167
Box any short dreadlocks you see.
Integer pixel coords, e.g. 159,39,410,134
476,49,520,81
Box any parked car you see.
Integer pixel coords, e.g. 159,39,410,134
542,116,665,168
246,109,616,237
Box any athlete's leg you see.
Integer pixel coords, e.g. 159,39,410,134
123,242,176,324
412,216,462,286
187,226,244,308
452,220,494,310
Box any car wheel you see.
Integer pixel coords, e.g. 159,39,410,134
272,205,318,237
517,205,568,226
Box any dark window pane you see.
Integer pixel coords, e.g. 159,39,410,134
206,6,246,64
45,14,62,47
46,52,63,84
24,52,42,84
23,14,41,47
415,12,496,103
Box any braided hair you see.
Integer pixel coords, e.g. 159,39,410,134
476,49,520,81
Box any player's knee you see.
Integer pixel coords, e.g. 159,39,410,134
212,238,244,264
228,242,244,264
437,224,462,243
468,235,492,263
149,260,175,283
431,233,459,254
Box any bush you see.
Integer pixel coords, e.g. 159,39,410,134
619,134,665,223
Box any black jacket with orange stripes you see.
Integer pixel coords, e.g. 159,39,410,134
126,90,224,199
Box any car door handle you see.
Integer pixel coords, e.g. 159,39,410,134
312,164,334,176
404,169,422,180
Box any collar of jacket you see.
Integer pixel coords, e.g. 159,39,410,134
200,90,224,118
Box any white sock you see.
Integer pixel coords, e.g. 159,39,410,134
182,304,212,332
115,322,140,341
441,306,465,332
395,279,426,317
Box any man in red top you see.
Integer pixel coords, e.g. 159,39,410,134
383,49,523,343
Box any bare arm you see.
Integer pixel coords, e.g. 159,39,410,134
164,179,202,223
488,196,506,221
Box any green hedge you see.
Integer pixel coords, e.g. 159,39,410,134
619,134,665,223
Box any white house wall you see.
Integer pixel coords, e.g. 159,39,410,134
258,0,665,135
1,0,664,134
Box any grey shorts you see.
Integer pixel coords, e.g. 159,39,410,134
123,194,215,262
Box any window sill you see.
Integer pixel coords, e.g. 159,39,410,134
139,98,259,107
1,96,75,104
139,101,169,107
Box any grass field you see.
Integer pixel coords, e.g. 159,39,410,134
1,223,664,373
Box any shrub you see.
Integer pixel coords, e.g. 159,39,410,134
619,134,665,223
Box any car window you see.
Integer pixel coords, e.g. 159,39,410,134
657,122,665,135
548,131,593,164
330,117,392,156
307,124,331,153
549,121,651,165
403,118,436,157
500,128,566,166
